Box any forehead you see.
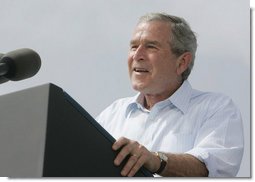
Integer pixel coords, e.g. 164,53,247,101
131,21,171,43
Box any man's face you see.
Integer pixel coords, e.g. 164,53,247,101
128,21,182,96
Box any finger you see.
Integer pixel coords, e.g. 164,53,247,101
127,153,147,177
112,137,129,151
114,142,133,166
121,154,140,176
114,138,138,166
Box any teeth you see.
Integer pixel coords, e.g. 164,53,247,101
134,68,148,72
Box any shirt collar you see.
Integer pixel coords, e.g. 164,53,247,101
126,93,143,113
169,80,193,114
126,80,193,116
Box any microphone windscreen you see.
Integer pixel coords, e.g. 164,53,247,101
0,48,41,81
0,53,9,84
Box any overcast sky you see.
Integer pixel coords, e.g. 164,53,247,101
0,0,250,177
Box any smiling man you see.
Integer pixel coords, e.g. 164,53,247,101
128,20,190,108
96,12,244,177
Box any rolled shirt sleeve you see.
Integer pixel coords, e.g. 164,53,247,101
186,97,244,177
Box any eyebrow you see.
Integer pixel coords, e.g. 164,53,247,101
129,40,161,46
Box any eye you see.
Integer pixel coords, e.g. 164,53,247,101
146,44,158,50
147,45,156,48
130,44,138,51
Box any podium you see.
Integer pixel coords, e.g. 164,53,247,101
0,83,153,177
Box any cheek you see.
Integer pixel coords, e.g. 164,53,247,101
153,61,177,80
127,57,133,76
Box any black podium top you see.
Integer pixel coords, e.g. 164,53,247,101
43,83,153,177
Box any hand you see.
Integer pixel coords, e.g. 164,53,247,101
112,137,160,177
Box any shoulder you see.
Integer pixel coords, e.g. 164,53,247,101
190,90,242,133
104,96,135,112
96,96,134,123
190,89,241,119
192,89,235,107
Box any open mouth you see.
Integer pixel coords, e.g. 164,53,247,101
134,67,149,73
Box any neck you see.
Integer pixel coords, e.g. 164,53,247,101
143,83,182,110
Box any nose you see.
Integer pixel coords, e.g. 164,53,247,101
132,45,146,61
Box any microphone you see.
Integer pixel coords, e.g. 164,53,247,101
0,48,41,82
0,53,9,84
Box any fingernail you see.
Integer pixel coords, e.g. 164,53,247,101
112,143,117,150
121,170,126,176
114,159,119,166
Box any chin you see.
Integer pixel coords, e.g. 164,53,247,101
132,83,145,92
132,83,150,94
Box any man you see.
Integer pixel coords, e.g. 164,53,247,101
96,12,244,177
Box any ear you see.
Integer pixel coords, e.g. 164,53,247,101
176,52,192,76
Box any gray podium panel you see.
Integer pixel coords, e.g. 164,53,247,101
0,83,153,177
0,84,50,177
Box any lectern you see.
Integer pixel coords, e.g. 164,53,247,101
0,83,153,177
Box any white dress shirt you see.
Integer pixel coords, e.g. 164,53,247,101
96,80,244,177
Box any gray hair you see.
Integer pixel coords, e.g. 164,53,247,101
138,13,197,81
